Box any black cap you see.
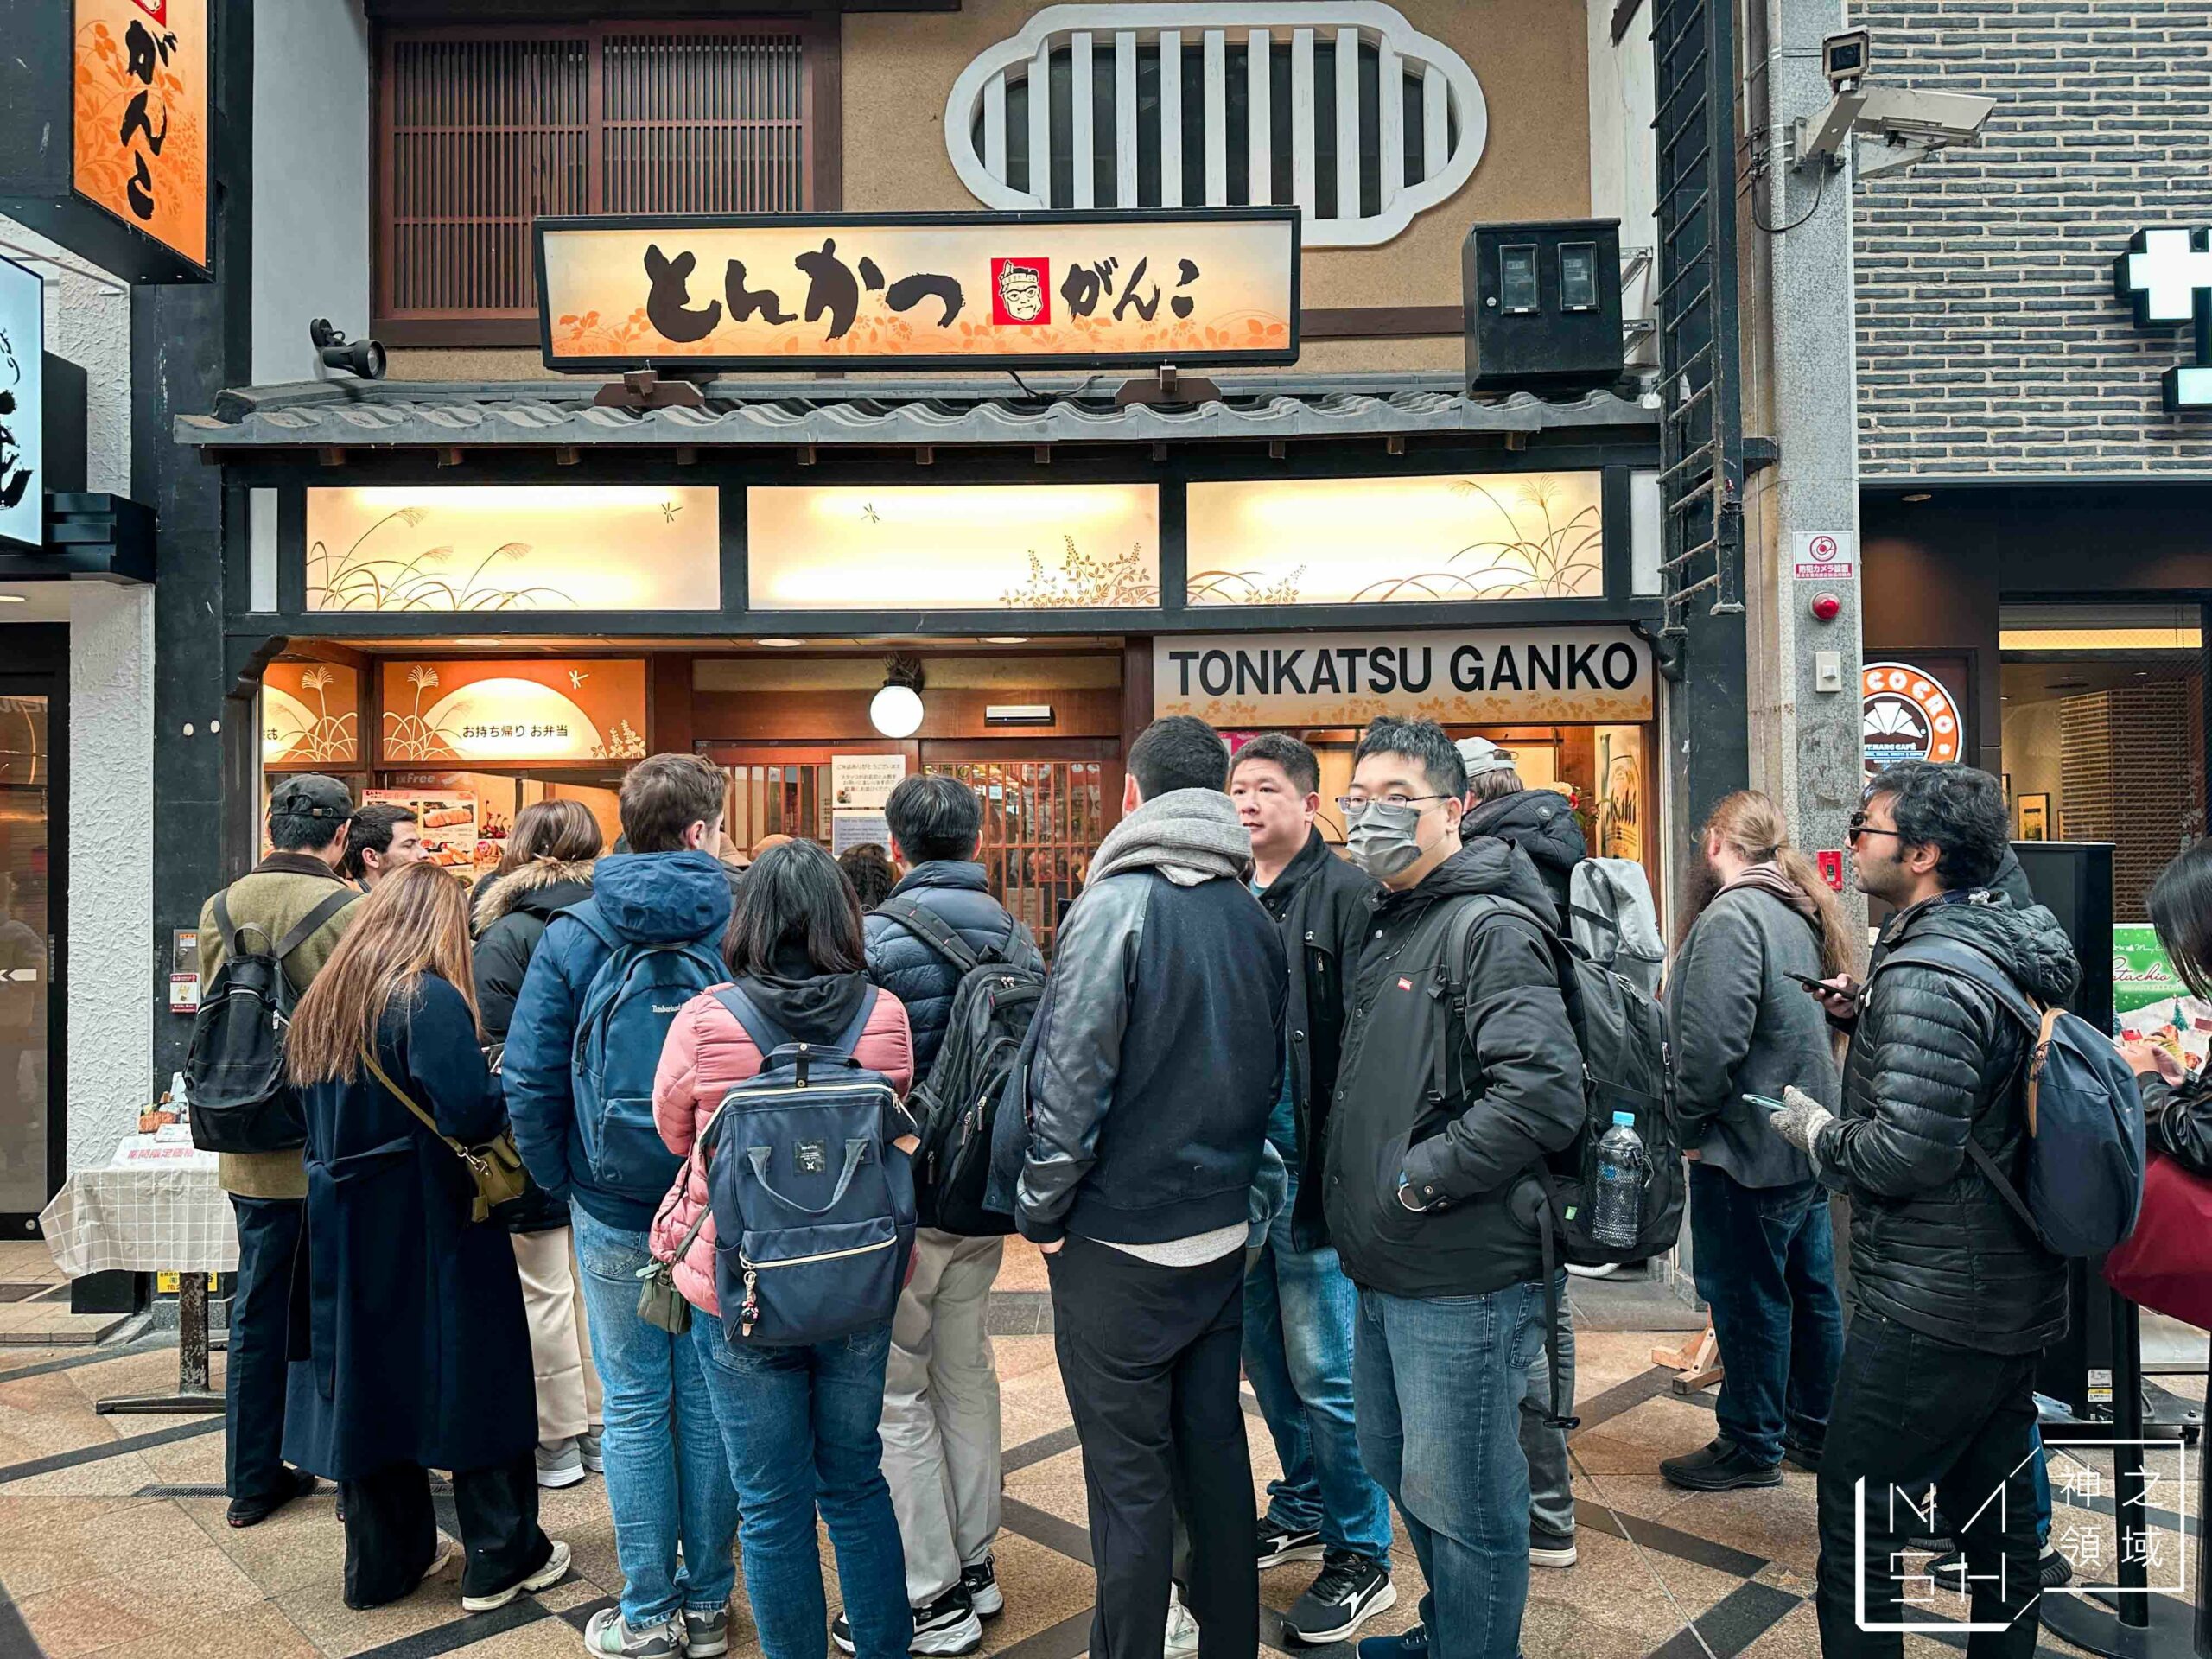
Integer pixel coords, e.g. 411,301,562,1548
268,773,354,823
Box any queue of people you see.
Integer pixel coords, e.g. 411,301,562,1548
195,719,2207,1659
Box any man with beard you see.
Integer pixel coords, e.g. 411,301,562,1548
1658,791,1851,1493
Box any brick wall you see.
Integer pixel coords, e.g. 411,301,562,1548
1852,0,2212,477
2057,678,2202,913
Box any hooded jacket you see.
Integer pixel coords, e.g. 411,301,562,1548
1464,787,1588,913
1324,838,1585,1299
1253,828,1379,1249
1014,789,1287,1248
1814,888,2076,1354
862,861,1041,1076
501,850,734,1232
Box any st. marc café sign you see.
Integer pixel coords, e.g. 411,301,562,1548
1155,627,1656,728
535,209,1300,372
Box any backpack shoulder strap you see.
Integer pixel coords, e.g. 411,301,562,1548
711,983,793,1058
874,897,985,976
273,888,358,962
834,986,880,1056
559,901,620,953
211,893,248,957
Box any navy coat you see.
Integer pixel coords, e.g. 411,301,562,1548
283,975,537,1480
862,861,1040,1075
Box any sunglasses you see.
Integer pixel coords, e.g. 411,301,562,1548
1845,813,1907,847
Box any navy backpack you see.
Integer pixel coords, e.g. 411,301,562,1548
704,985,918,1346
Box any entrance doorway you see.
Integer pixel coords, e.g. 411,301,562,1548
0,674,60,1232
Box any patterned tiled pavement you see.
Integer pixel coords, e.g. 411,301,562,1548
0,1241,2190,1659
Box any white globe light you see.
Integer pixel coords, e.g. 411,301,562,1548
870,682,925,738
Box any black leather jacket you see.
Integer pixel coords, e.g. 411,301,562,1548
1816,890,2076,1355
1254,830,1378,1249
2139,1073,2212,1177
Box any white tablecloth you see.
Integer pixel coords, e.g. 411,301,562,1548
38,1161,238,1278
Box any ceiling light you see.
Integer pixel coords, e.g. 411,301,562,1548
756,637,805,648
0,595,27,606
869,656,925,739
1900,492,1932,503
982,635,1030,645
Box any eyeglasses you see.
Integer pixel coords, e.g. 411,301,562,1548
1845,815,1906,847
1336,793,1454,817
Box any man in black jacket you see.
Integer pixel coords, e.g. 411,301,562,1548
1228,734,1395,1645
860,773,1042,1649
1772,761,2071,1659
1325,719,1584,1659
1456,736,1587,913
1018,715,1286,1659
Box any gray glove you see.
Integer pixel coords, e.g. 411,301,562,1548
1768,1085,1834,1158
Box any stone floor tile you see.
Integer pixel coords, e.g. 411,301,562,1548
12,1548,266,1659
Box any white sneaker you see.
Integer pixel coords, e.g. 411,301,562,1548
462,1538,571,1613
536,1438,585,1490
1165,1588,1200,1657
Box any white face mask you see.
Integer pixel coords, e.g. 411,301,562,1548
1344,799,1429,879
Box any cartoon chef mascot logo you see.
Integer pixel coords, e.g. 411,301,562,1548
991,258,1050,327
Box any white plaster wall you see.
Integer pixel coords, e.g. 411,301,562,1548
252,0,371,385
0,219,131,493
1586,0,1660,369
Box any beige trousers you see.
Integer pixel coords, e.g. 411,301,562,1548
511,1227,602,1445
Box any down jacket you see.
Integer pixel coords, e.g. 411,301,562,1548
1814,889,2075,1355
650,981,914,1315
1463,787,1588,913
863,861,1041,1076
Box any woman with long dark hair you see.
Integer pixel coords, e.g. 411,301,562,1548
287,861,569,1611
474,798,607,1490
2126,836,2212,1172
651,841,923,1659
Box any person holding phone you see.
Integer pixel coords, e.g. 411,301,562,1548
1659,792,1855,1493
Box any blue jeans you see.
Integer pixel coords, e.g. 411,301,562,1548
1355,1279,1547,1656
1688,1164,1846,1465
571,1207,741,1630
691,1312,912,1659
1243,1172,1394,1560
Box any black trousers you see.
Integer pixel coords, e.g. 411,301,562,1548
226,1195,303,1504
1815,1308,2042,1659
1047,1235,1257,1659
340,1452,552,1610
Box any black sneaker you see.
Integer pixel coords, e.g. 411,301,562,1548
961,1554,1003,1619
1659,1438,1783,1492
1927,1545,2074,1595
831,1585,982,1657
1284,1550,1398,1645
1258,1516,1325,1570
1529,1521,1579,1569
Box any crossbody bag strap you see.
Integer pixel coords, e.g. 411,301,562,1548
360,1045,470,1162
663,1106,730,1270
873,897,987,975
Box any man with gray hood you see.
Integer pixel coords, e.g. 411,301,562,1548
1017,714,1287,1659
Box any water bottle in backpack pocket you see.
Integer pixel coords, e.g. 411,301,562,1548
1587,1111,1649,1249
567,909,727,1202
703,984,917,1346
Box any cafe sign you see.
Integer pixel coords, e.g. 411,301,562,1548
1154,627,1654,727
535,209,1300,372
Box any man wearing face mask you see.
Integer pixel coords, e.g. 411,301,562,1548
1323,717,1584,1659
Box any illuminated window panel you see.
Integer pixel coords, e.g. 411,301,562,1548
306,486,720,612
1185,473,1605,606
746,484,1160,611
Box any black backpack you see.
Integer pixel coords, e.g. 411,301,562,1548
185,888,358,1154
1438,894,1681,1427
874,897,1044,1237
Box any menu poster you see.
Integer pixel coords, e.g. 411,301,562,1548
366,786,480,875
832,754,907,813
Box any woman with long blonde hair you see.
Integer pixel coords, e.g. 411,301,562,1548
285,861,570,1612
1658,791,1854,1495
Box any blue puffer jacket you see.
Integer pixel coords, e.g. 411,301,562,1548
501,850,733,1231
862,861,1041,1076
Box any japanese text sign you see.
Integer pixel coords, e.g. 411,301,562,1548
0,257,42,554
535,210,1300,372
73,0,210,272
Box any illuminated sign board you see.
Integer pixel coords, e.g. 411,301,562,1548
73,0,211,274
0,257,42,554
1861,660,1962,780
379,659,648,766
2113,228,2212,413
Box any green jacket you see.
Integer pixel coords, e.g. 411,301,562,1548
197,853,360,1199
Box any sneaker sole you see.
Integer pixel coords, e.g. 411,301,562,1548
968,1584,1005,1619
911,1612,985,1656
1261,1543,1327,1570
683,1628,728,1659
1658,1465,1783,1493
1285,1579,1398,1644
536,1465,587,1491
1529,1543,1580,1569
462,1541,571,1612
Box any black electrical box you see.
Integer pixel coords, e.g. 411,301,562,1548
1463,219,1624,393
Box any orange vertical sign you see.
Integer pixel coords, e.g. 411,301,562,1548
73,0,210,270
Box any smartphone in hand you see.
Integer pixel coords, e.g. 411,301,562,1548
1741,1093,1789,1113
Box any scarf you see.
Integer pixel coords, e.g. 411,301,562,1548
1089,788,1255,888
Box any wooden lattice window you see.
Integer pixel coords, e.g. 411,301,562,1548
374,21,835,344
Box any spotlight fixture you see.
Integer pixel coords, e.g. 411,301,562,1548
870,655,925,738
310,318,387,380
1900,492,1932,503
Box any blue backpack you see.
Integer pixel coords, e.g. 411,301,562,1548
565,906,728,1203
1879,937,2145,1257
704,984,917,1347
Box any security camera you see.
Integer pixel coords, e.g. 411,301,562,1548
1790,83,1995,176
309,318,387,380
1823,29,1870,90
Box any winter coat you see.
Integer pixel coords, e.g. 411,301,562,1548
197,853,361,1199
472,858,595,1234
1325,838,1586,1299
1815,889,2076,1355
2139,1072,2212,1179
1252,829,1378,1249
1014,789,1287,1248
1464,788,1587,914
1666,875,1841,1188
862,861,1040,1076
650,972,915,1315
502,851,734,1232
283,975,536,1480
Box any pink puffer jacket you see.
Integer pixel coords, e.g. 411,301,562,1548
650,982,915,1316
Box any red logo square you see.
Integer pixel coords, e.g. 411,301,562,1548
132,0,168,20
1397,977,1414,992
991,258,1051,327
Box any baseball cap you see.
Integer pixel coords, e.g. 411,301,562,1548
1456,736,1517,781
268,773,354,823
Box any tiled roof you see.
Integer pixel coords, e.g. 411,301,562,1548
174,372,1658,451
